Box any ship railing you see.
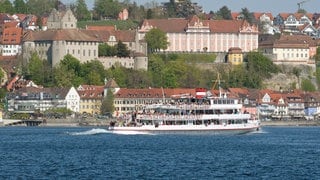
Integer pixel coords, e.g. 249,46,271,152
137,113,250,121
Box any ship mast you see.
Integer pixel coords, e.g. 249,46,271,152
212,73,223,98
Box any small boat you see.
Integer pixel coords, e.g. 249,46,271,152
108,86,260,135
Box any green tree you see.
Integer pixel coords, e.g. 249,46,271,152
27,52,52,86
127,2,146,21
101,89,115,115
0,88,7,110
81,60,106,85
53,65,78,87
246,51,279,79
107,65,127,87
144,28,169,53
215,6,232,20
116,40,130,57
148,55,166,87
301,78,316,92
54,55,84,87
87,71,103,85
245,51,279,88
13,0,27,13
146,8,153,19
0,68,4,80
227,65,247,87
0,0,14,13
292,67,302,89
98,43,117,57
74,0,91,21
162,67,179,88
60,54,82,76
93,0,121,20
240,7,255,24
126,69,151,88
25,0,56,16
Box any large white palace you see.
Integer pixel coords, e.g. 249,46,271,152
138,15,259,53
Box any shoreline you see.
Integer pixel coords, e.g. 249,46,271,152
260,120,320,127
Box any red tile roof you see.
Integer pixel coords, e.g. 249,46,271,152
115,88,197,99
77,85,104,100
140,17,257,34
252,12,274,21
0,26,22,45
22,29,101,42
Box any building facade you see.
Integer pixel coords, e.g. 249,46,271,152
6,86,80,114
138,16,259,53
77,85,104,115
22,29,101,66
47,8,77,30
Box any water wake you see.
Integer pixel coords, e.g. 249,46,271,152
68,128,110,136
250,128,268,134
112,131,154,135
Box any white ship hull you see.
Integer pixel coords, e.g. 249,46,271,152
108,122,260,135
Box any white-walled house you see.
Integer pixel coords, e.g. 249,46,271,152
6,86,80,114
65,87,80,113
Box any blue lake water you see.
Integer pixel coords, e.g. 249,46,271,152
0,126,320,179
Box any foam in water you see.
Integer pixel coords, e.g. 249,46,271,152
69,128,110,136
68,128,154,136
112,131,154,135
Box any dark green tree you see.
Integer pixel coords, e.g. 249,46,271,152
0,0,14,13
98,43,117,57
81,60,106,85
116,40,130,57
0,68,4,80
126,69,152,88
26,52,52,86
146,8,153,19
107,65,127,87
53,64,80,87
74,0,91,21
60,54,82,76
25,0,57,16
227,65,247,88
215,6,232,20
93,0,121,20
127,2,146,21
240,7,255,24
144,28,169,53
13,0,27,13
301,78,316,92
315,47,320,85
101,89,115,115
54,54,84,87
246,51,279,79
245,51,279,88
0,88,7,110
148,55,166,87
292,67,302,89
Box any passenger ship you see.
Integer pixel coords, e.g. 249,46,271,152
108,87,260,134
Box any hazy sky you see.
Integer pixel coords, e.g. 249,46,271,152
61,0,320,15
